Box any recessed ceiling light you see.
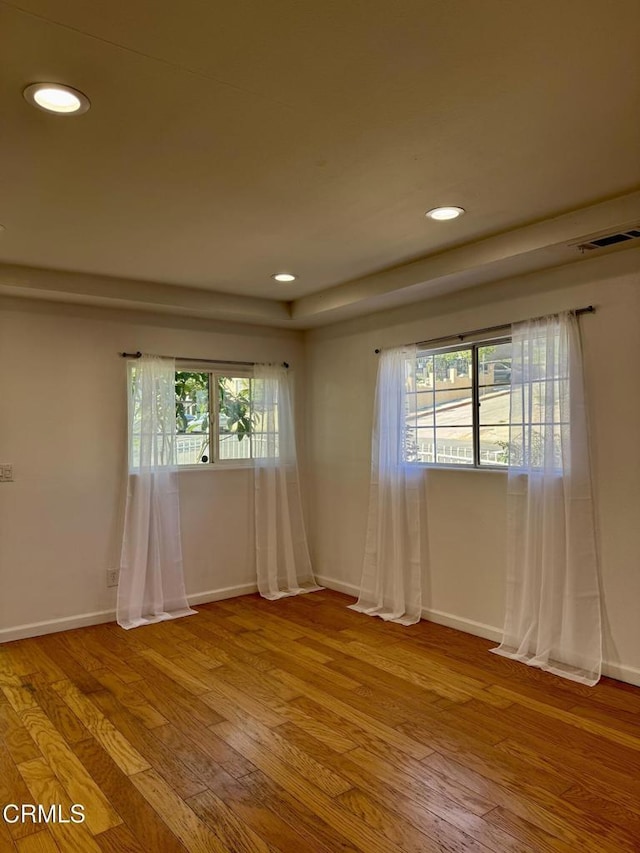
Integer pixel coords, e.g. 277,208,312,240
272,272,297,282
23,83,90,115
425,206,465,221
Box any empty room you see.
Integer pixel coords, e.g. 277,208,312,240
1,1,639,851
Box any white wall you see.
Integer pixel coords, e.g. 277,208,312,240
0,298,304,639
305,248,640,685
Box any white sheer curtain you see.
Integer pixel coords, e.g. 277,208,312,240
492,313,602,685
253,363,322,600
118,355,196,629
349,345,425,625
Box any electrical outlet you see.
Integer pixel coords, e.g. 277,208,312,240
0,464,13,482
106,568,119,588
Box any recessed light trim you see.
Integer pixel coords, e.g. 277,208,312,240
272,272,297,282
23,83,90,115
425,206,465,221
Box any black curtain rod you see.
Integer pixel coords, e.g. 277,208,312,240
374,306,595,354
120,352,289,369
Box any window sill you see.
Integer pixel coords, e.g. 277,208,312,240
177,463,254,472
411,464,508,473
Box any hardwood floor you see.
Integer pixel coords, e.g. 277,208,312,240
1,590,640,852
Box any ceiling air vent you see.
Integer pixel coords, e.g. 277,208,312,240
574,226,640,252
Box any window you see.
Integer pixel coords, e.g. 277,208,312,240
404,338,513,467
175,369,270,466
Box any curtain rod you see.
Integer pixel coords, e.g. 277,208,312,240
120,351,289,369
373,305,595,354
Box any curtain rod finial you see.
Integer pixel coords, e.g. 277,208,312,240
374,348,381,354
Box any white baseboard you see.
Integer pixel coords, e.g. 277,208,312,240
419,607,503,643
316,575,360,597
0,582,258,644
601,660,640,688
318,574,640,689
0,609,117,644
187,582,258,607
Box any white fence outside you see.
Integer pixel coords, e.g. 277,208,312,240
415,442,505,466
176,434,503,467
176,433,276,464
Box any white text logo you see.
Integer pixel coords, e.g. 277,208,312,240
2,804,85,824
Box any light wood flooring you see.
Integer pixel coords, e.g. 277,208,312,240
1,589,640,852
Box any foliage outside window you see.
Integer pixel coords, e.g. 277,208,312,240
175,370,272,465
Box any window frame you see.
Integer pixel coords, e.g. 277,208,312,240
407,335,512,470
175,364,256,469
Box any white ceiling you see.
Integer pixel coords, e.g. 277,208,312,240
0,0,639,325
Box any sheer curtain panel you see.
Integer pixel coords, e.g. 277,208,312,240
492,313,602,685
253,363,322,600
118,355,196,629
350,345,425,625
